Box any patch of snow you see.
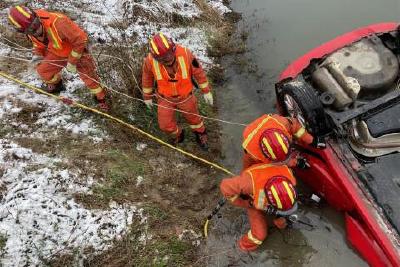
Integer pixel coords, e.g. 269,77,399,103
178,229,202,246
136,175,144,187
207,0,232,15
0,74,107,141
0,140,144,266
136,142,147,151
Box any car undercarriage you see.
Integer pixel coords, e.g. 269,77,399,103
275,23,400,266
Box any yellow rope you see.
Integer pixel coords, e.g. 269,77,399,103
204,219,210,237
0,71,235,176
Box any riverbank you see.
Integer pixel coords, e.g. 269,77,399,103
0,1,243,266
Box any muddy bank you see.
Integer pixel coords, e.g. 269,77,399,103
0,0,243,266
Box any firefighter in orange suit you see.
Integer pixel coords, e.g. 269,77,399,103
7,5,109,111
220,163,298,252
242,114,324,169
141,32,213,148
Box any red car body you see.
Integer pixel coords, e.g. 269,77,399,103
277,23,400,266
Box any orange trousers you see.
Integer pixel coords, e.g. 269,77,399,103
157,94,205,136
238,207,268,251
36,52,105,100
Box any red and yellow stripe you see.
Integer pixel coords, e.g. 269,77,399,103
261,137,276,160
274,132,288,154
159,32,170,49
150,38,160,55
270,185,283,209
283,181,295,204
8,15,22,28
16,6,31,18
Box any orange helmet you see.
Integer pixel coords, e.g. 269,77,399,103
264,176,297,212
149,32,176,60
259,128,290,161
8,6,40,34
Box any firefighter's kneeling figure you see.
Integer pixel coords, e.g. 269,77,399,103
220,163,298,251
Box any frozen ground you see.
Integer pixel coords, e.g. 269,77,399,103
0,140,143,266
0,0,230,265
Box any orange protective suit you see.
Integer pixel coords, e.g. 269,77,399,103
220,163,297,251
142,45,211,137
30,10,105,100
242,114,314,169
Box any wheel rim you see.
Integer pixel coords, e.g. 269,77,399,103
283,94,306,127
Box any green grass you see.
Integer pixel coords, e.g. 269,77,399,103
150,237,191,267
0,123,13,138
0,234,7,257
92,149,146,201
134,237,191,267
143,205,169,222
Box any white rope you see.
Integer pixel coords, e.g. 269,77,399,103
0,36,32,51
0,52,248,127
0,40,33,52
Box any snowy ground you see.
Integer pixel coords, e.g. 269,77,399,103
0,0,230,265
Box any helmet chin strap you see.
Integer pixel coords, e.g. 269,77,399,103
275,202,298,216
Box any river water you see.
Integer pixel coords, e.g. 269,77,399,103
206,0,400,266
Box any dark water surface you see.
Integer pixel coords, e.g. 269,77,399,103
208,0,400,266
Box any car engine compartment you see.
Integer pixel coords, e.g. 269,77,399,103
308,32,400,157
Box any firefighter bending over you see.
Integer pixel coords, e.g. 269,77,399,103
8,5,110,111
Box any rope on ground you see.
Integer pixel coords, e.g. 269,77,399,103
0,51,248,127
0,36,32,50
0,70,235,176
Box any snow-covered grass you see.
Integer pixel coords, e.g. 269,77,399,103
0,139,144,266
0,0,231,265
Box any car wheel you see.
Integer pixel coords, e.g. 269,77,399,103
278,81,331,136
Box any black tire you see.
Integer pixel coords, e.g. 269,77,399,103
278,80,331,136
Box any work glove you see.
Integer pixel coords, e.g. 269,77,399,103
144,99,153,109
311,136,326,149
273,217,288,230
31,55,43,66
296,156,310,169
203,92,213,106
66,62,77,74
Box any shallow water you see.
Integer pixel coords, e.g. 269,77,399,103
208,0,400,265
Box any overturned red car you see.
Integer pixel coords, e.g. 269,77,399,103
276,23,400,266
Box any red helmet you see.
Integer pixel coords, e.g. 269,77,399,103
259,128,290,161
149,32,176,60
8,6,39,33
264,176,297,211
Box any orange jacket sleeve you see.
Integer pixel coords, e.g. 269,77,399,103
33,46,45,57
186,49,211,94
55,17,88,65
141,56,154,100
28,35,46,56
272,114,313,145
220,172,253,208
288,117,314,145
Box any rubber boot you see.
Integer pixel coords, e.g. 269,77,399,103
46,81,65,94
237,235,260,252
195,130,208,150
173,129,185,145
